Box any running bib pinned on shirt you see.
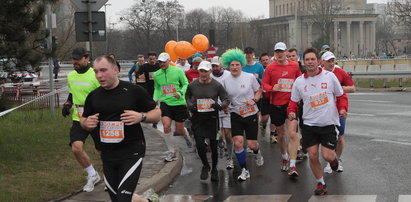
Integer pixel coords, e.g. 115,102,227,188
161,84,177,96
149,72,155,80
136,74,146,83
239,104,258,117
197,98,215,112
309,92,329,109
100,121,125,143
277,78,294,92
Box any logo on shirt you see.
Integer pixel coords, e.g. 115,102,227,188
311,83,317,88
304,85,308,92
321,83,327,89
240,84,245,88
281,71,288,76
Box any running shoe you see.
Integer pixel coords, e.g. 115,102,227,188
164,151,177,162
226,159,234,170
200,165,210,180
260,125,266,137
297,149,305,160
337,158,344,172
237,168,250,182
184,136,193,148
255,150,264,166
314,183,328,195
330,158,339,171
288,166,299,177
281,158,289,172
270,131,278,144
210,169,219,182
141,188,160,202
83,172,101,192
324,163,332,174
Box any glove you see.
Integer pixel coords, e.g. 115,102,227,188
212,103,222,111
62,101,72,117
188,105,197,113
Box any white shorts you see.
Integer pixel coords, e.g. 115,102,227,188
219,115,231,129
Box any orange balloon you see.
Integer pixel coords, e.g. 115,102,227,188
169,52,178,62
170,62,177,66
165,40,178,61
192,34,209,52
174,41,197,59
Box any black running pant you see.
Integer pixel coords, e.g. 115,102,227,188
194,135,218,169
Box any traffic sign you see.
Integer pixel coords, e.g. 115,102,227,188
75,12,106,42
70,0,108,12
207,46,217,58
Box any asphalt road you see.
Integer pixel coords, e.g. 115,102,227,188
159,91,411,202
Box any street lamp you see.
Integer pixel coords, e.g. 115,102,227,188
103,3,112,54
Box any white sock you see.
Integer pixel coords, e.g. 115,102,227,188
282,153,289,160
85,165,97,177
163,133,176,153
290,160,297,167
316,177,325,185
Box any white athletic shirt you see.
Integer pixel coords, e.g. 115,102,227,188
211,70,231,117
222,72,260,116
176,63,190,72
291,69,343,127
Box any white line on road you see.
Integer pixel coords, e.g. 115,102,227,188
348,112,376,117
371,139,411,146
350,99,394,103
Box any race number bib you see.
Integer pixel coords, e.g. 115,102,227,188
239,104,258,118
136,74,145,83
161,84,177,96
309,92,329,109
100,121,125,143
149,72,155,80
77,106,84,118
197,98,215,112
277,78,294,92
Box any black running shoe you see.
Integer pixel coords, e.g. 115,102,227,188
314,183,328,195
200,165,210,180
330,158,339,171
210,169,219,182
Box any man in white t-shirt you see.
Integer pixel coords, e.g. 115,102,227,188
176,57,190,72
287,47,348,196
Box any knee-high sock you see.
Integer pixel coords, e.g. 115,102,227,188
164,134,177,153
226,141,234,160
235,149,247,169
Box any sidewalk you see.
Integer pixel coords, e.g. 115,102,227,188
55,124,183,202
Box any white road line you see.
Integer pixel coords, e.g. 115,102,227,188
371,139,411,146
308,195,377,202
348,112,376,117
350,99,394,103
224,195,292,202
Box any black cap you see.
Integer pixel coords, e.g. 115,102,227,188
72,47,89,60
244,46,255,54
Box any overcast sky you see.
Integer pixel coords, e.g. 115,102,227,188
101,0,389,27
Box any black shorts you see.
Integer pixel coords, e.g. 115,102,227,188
69,121,101,150
269,104,288,126
160,102,189,122
230,112,258,140
301,124,337,150
260,99,271,116
104,156,143,201
191,112,219,139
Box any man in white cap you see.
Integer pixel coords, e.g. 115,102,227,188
153,52,191,162
262,42,302,177
210,56,235,169
186,61,229,182
321,51,355,173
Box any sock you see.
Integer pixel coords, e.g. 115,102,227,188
282,153,289,160
316,177,325,185
235,149,247,169
163,133,176,153
226,142,233,160
290,160,296,167
253,144,260,154
85,165,97,176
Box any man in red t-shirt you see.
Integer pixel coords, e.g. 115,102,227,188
185,57,202,83
262,42,302,177
321,51,355,173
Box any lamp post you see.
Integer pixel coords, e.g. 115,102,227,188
103,3,111,54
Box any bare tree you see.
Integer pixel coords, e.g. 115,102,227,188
387,0,411,33
376,14,398,56
157,0,184,41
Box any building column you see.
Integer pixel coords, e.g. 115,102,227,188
371,21,376,55
346,20,351,57
334,21,338,53
359,21,364,57
307,21,313,47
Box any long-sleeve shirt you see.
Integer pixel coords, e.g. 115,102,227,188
153,65,189,106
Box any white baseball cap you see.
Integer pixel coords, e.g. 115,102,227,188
211,56,220,65
158,52,170,62
198,61,212,71
274,42,287,51
321,51,336,61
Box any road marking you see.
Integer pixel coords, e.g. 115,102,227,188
399,195,411,202
308,195,377,202
348,112,375,117
350,99,394,103
224,195,292,202
371,139,411,146
350,92,392,96
161,194,212,202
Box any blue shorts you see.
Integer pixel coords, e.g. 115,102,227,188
337,117,346,136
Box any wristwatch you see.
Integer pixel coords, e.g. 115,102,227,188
141,112,147,122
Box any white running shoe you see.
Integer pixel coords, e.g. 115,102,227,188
324,162,333,174
164,151,177,162
226,159,234,169
255,151,264,166
337,159,344,172
237,168,250,181
83,172,101,192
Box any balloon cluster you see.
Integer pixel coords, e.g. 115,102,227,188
164,34,209,61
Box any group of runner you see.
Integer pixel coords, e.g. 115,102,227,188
63,39,355,200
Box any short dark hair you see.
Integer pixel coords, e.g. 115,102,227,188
137,54,144,58
288,48,298,53
260,53,269,60
244,46,255,54
147,51,157,57
94,55,117,67
303,47,319,60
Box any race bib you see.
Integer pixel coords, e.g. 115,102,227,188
77,106,84,118
239,104,258,118
149,72,155,80
161,84,177,96
278,78,294,92
197,98,215,112
100,121,125,143
309,92,329,109
136,74,145,83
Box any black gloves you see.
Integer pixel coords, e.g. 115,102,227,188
212,103,222,111
62,101,72,117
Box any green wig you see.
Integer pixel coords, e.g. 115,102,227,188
221,48,246,68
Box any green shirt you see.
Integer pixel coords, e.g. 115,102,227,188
67,67,100,121
153,65,188,106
